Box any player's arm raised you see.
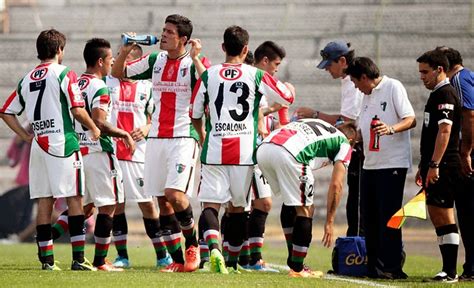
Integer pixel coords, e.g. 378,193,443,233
258,71,295,106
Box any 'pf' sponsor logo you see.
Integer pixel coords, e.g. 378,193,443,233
219,66,242,80
30,67,48,81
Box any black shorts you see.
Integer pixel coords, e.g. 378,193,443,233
421,162,461,208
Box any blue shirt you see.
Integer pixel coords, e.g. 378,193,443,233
451,67,474,110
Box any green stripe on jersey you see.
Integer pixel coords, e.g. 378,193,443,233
294,136,347,165
129,51,158,80
60,89,80,157
199,71,210,163
251,69,264,163
91,87,110,102
17,79,25,115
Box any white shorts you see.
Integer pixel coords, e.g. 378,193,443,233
256,144,314,206
144,138,199,197
251,165,272,200
83,152,124,207
198,164,253,208
119,160,152,203
29,140,85,199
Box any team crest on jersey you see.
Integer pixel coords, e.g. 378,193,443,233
219,66,242,80
110,169,118,178
30,67,48,81
180,67,188,77
176,163,186,173
136,177,144,187
154,66,162,74
77,78,90,90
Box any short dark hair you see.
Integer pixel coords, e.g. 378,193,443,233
83,38,111,68
36,29,66,61
244,51,254,65
337,122,358,147
340,45,355,65
223,25,249,57
345,57,380,80
254,41,286,63
416,50,449,72
435,46,463,69
165,14,193,41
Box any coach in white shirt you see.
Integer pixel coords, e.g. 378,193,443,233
346,57,416,279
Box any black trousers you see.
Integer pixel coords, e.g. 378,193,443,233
361,168,407,275
346,143,364,236
455,167,474,275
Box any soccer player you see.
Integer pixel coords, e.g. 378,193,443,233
416,50,462,283
256,119,356,278
295,40,365,237
0,29,100,271
106,44,172,269
437,46,474,281
191,25,294,273
112,14,209,273
246,41,289,272
76,38,135,271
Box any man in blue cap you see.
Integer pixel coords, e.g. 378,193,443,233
294,40,364,237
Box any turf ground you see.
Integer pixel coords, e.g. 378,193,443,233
1,240,472,288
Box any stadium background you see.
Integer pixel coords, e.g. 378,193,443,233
0,0,472,237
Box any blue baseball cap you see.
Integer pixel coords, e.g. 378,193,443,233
317,40,350,69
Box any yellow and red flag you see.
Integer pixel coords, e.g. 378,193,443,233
387,189,426,229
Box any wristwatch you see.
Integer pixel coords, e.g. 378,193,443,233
428,161,439,168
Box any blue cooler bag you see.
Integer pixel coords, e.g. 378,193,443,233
331,236,367,277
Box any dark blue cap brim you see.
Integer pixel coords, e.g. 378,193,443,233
317,59,331,69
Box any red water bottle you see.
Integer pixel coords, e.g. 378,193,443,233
278,106,290,125
369,115,380,152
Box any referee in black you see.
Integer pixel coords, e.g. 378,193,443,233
416,50,462,283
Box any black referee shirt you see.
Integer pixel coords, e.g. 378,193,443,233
420,83,461,165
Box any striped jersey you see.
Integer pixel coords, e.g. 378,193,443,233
74,73,113,155
261,119,352,170
125,51,210,140
191,63,294,165
0,62,84,157
106,76,153,163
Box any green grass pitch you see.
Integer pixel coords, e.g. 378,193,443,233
1,241,472,287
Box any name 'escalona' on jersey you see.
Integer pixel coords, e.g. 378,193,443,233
215,122,247,132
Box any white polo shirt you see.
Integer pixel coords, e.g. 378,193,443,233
340,75,364,120
359,76,415,169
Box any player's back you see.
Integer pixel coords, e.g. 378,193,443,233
75,73,113,155
19,62,82,157
263,119,351,169
202,63,263,165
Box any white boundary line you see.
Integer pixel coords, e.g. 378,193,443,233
267,263,395,287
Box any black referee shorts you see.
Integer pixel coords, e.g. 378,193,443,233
421,162,461,209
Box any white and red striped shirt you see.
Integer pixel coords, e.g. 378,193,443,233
191,63,294,165
125,51,210,140
106,76,153,163
1,62,84,157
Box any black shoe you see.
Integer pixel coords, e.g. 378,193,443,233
424,271,458,283
459,273,474,281
378,271,408,280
